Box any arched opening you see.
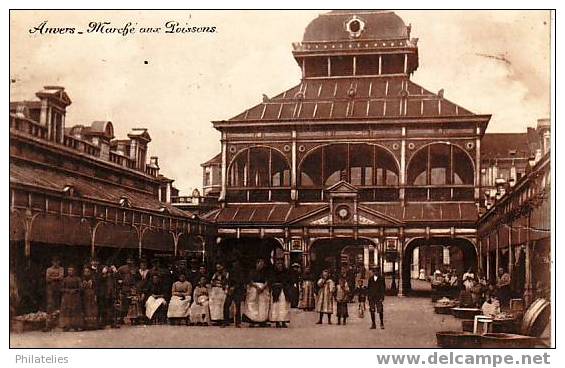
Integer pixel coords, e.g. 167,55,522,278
309,238,378,283
406,143,475,201
299,143,399,201
402,237,477,296
227,147,291,202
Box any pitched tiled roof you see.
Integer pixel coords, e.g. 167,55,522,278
10,162,192,218
481,133,531,160
201,153,222,167
202,203,327,225
224,77,476,124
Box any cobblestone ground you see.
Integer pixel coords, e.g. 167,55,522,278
10,294,462,348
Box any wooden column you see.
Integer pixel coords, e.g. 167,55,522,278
219,132,228,202
291,130,297,201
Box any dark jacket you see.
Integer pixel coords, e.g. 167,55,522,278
367,275,386,301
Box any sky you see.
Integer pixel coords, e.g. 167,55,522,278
10,10,551,194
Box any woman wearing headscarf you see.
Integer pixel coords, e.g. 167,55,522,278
244,258,270,327
167,273,192,325
269,259,291,328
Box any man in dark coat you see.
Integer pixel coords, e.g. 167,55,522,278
367,266,386,329
224,258,245,327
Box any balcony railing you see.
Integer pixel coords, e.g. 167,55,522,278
10,115,48,140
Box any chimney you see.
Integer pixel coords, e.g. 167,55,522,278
150,156,159,168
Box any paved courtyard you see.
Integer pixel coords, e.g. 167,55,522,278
10,295,462,348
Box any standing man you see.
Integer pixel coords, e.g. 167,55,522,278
367,267,386,330
44,256,64,331
315,269,335,325
225,258,245,327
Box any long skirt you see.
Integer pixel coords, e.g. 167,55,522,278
209,287,226,321
190,298,210,323
269,291,290,322
167,296,191,318
336,301,349,318
83,289,99,329
298,281,315,310
46,283,62,313
145,296,167,320
244,283,270,322
59,292,83,329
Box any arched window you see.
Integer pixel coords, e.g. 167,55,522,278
227,147,290,202
406,143,474,201
299,143,399,201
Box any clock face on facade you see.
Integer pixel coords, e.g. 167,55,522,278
335,205,351,221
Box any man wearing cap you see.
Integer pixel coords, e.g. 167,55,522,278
117,257,136,324
367,267,386,329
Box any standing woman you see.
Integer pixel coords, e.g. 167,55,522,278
81,266,99,330
315,269,335,325
167,273,192,325
298,266,315,311
209,263,229,325
59,265,83,332
190,276,210,325
244,258,270,327
269,260,291,328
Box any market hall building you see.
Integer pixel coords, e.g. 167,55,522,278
199,11,492,295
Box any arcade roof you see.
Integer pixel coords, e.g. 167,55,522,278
10,162,192,218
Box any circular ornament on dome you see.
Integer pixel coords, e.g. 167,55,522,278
229,146,237,154
408,142,416,150
392,143,400,150
344,16,366,39
298,145,306,152
283,145,292,152
466,142,475,150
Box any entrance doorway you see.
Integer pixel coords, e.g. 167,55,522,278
402,237,477,296
309,238,377,281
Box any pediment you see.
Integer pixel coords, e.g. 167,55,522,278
326,181,358,194
289,204,402,227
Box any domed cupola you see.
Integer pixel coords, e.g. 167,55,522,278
292,10,419,78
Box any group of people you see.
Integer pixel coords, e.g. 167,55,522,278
43,255,388,331
431,266,517,314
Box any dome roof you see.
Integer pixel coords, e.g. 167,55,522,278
303,10,409,42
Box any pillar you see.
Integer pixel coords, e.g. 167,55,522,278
475,126,481,200
524,212,533,305
219,132,227,201
398,231,406,297
291,130,298,201
400,127,406,203
486,236,491,282
495,229,500,275
363,245,370,272
508,224,513,274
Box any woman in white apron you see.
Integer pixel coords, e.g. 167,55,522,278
167,273,192,325
145,273,167,324
244,258,270,327
190,276,210,325
209,263,229,325
269,260,291,328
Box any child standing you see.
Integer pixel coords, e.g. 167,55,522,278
356,279,367,318
335,276,350,325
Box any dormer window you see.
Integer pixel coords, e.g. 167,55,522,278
62,184,75,196
119,196,131,208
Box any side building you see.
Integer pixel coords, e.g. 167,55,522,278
10,86,213,313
